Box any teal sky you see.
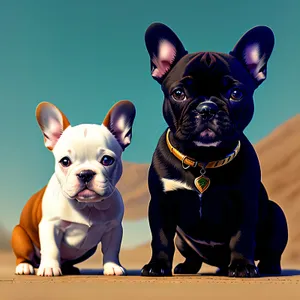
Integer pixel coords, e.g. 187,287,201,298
1,0,299,246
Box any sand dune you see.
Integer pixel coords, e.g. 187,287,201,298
0,225,10,251
116,161,150,220
256,114,300,264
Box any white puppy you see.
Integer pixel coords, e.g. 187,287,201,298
11,100,136,276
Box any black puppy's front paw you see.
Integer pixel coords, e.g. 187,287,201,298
141,262,172,277
228,260,259,278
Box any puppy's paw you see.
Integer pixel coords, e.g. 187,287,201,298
228,260,259,278
141,262,172,277
103,262,126,276
37,260,62,277
61,265,81,275
174,262,201,275
15,263,35,275
257,261,281,276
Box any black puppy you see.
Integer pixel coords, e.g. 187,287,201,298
141,23,288,277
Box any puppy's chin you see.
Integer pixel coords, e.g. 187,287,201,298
74,187,115,203
193,140,222,147
192,128,221,147
75,189,102,203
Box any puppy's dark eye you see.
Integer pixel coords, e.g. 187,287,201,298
100,155,115,166
59,157,72,167
171,88,187,101
230,88,243,101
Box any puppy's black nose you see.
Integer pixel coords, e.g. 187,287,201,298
77,170,96,183
196,102,218,120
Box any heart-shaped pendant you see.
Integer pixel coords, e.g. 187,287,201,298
194,174,210,193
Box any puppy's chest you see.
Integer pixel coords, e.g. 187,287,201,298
162,175,239,227
60,217,118,249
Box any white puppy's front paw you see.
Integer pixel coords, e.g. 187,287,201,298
15,263,35,275
37,260,62,277
103,262,126,276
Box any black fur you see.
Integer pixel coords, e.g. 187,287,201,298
141,23,288,277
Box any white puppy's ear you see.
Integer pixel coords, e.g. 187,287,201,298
36,102,71,150
103,100,136,150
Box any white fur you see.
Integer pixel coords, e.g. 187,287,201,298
161,178,193,192
194,141,221,147
15,263,34,275
103,262,125,276
52,124,123,201
36,123,126,276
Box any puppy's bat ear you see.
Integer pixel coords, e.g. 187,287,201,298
145,22,188,84
103,100,136,150
230,26,275,87
36,102,71,151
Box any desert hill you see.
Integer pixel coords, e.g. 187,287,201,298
116,162,149,220
256,114,300,264
0,224,10,251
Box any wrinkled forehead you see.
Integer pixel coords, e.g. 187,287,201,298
53,124,123,157
183,52,231,77
164,51,254,93
168,52,230,81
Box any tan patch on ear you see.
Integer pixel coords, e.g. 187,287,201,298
61,109,71,130
102,100,132,127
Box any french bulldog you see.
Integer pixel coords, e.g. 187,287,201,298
141,23,288,277
11,100,136,276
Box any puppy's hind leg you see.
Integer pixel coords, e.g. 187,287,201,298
173,234,203,274
11,225,36,275
101,224,126,276
256,200,288,275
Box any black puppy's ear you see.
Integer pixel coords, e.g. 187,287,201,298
230,26,275,86
145,23,188,84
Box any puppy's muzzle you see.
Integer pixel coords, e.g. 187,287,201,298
76,170,96,184
196,101,218,121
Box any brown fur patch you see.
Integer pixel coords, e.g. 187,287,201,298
11,185,46,266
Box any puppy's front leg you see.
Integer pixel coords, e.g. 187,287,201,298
101,224,126,276
141,166,177,277
228,187,259,278
37,218,63,276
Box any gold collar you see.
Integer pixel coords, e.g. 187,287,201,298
166,128,241,170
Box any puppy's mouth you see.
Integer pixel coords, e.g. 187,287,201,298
75,188,101,202
199,128,215,138
194,128,221,147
